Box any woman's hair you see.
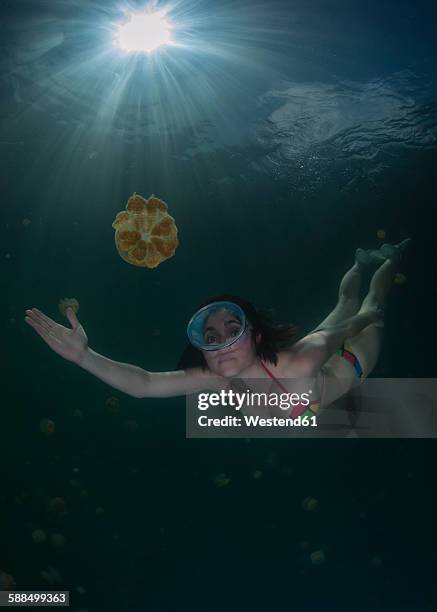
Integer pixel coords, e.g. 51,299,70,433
177,294,298,370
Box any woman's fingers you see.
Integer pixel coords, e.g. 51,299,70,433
66,307,80,330
25,308,56,332
25,315,63,349
25,309,59,338
25,314,51,340
33,308,56,328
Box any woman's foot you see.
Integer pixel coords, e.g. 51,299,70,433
356,238,412,267
380,238,412,263
355,247,386,266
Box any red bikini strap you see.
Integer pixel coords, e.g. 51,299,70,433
260,361,289,394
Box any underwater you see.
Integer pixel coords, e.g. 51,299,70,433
1,0,436,610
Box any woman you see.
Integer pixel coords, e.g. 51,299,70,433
24,240,410,414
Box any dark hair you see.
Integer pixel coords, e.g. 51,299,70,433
177,294,298,370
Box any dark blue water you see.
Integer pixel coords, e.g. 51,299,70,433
1,0,436,610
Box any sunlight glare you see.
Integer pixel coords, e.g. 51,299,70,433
114,10,173,53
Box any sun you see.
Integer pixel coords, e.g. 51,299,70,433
113,9,173,53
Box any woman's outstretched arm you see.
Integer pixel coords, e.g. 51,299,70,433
25,307,223,398
79,348,220,398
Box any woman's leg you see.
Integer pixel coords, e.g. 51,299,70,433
321,256,403,408
315,239,411,336
345,258,397,377
311,260,364,332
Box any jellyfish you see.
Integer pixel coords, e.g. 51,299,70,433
112,193,178,268
124,419,139,433
376,229,386,240
40,566,63,585
40,418,55,435
58,297,80,318
300,541,311,552
0,570,16,590
50,533,66,548
394,272,407,285
22,218,31,227
310,550,325,565
47,497,66,513
214,473,231,487
105,396,120,414
252,470,263,479
302,496,319,511
32,529,47,543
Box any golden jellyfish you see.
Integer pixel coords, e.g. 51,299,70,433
32,529,47,544
300,541,311,553
214,473,231,487
105,396,120,414
40,566,63,585
0,570,16,590
302,496,319,511
394,272,407,286
124,419,139,433
370,556,383,568
310,550,325,565
112,193,178,268
50,533,66,548
40,418,55,435
47,497,66,514
58,297,79,318
376,229,386,240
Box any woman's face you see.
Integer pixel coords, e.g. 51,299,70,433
201,308,258,377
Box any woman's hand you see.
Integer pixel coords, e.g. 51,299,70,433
25,307,88,365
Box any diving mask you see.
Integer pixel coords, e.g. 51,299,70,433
187,301,249,352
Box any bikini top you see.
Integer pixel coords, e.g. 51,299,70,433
260,360,321,417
